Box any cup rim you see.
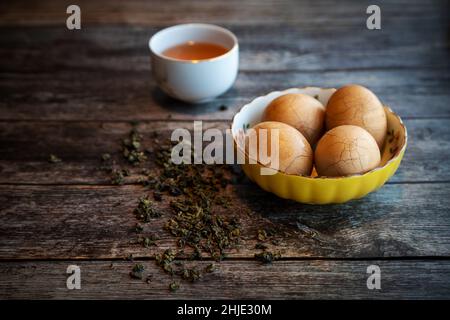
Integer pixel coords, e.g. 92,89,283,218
148,23,239,64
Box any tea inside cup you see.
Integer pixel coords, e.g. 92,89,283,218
149,23,239,103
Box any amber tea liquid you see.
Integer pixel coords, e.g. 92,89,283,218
162,41,229,61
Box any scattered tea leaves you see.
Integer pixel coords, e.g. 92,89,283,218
155,249,176,274
111,168,129,185
141,138,242,287
102,129,246,291
256,227,279,242
123,129,147,165
178,267,201,282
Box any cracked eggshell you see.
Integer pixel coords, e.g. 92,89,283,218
248,121,313,176
232,87,407,204
326,85,387,149
315,125,381,177
262,93,325,146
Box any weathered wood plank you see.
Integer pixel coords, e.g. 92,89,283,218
0,119,448,184
0,6,448,121
0,0,448,300
0,0,446,27
0,69,449,121
0,259,449,299
1,12,448,121
0,21,447,73
0,183,449,260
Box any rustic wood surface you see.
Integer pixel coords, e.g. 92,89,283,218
0,0,449,299
1,260,449,299
1,183,450,260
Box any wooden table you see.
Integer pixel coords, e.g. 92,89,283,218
0,0,449,299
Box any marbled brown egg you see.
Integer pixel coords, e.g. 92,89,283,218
326,85,387,148
315,125,381,177
262,93,325,146
247,121,313,175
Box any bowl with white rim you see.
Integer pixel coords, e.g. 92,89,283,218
231,87,407,204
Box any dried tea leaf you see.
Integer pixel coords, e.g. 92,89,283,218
169,281,180,292
205,263,216,273
134,196,161,221
101,153,111,161
255,243,268,250
129,263,145,279
140,235,158,248
255,251,281,264
48,154,62,163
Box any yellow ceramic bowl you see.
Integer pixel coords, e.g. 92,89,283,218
231,87,407,204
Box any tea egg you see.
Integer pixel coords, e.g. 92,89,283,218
262,93,325,146
315,125,381,177
326,85,387,148
247,121,313,175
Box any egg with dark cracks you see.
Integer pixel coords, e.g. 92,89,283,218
315,125,381,177
262,93,325,147
326,85,387,149
246,121,313,175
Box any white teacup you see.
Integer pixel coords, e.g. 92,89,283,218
149,23,239,104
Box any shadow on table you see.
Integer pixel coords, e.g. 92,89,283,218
232,177,388,237
151,86,235,117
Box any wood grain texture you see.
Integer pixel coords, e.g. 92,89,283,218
0,22,447,73
0,0,449,299
0,0,447,27
0,260,449,299
1,18,449,121
1,69,448,121
0,183,449,260
0,119,448,184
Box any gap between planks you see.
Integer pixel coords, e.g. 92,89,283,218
1,180,450,187
1,256,450,263
1,116,450,123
